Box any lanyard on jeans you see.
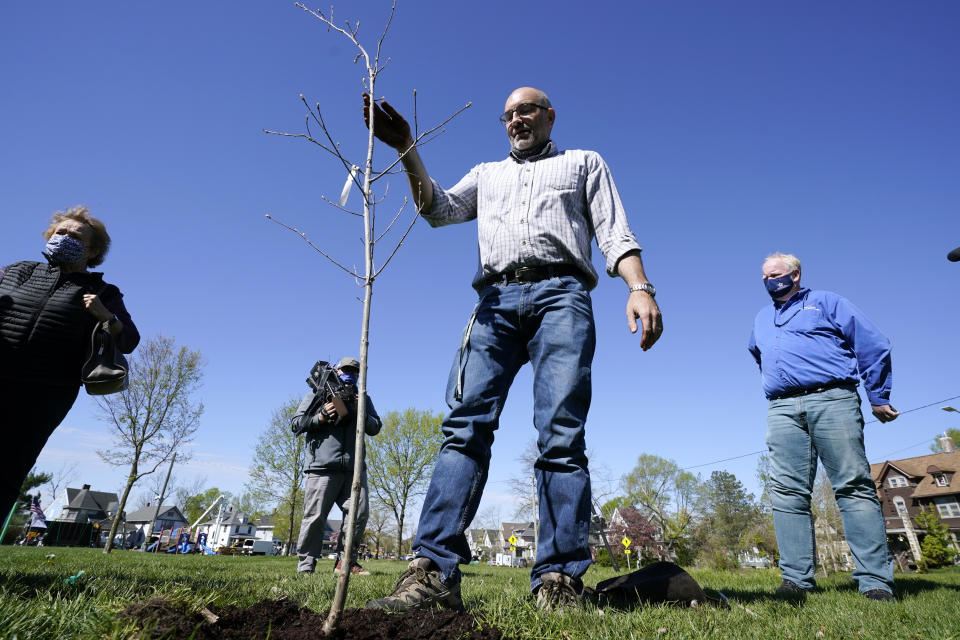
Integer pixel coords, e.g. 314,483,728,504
455,305,480,402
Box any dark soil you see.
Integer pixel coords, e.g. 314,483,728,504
118,597,511,640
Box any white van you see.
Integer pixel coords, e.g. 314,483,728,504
242,539,279,556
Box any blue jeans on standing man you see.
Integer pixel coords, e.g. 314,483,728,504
766,386,894,594
413,274,596,592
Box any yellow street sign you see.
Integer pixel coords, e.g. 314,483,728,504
621,536,631,548
625,549,631,555
509,535,517,545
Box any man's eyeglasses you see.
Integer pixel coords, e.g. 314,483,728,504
499,102,547,124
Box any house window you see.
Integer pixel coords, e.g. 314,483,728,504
933,497,960,519
933,473,949,487
892,496,909,518
887,476,908,488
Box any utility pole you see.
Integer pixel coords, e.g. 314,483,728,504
530,472,538,558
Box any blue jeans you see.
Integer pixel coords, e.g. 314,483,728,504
413,275,596,591
766,386,894,594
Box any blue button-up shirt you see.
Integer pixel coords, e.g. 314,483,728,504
748,288,893,405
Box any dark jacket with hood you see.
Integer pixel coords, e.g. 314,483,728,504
291,384,382,474
0,261,139,386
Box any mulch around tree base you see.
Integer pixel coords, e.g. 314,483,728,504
118,597,511,640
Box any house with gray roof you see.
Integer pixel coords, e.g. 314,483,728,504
57,484,119,523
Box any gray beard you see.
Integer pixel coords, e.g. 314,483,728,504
510,138,551,161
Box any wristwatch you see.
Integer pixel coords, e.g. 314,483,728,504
629,283,656,297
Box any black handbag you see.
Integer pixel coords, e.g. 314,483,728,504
80,284,129,395
81,322,129,395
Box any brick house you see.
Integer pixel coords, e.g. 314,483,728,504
869,444,960,565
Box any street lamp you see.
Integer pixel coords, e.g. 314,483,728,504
942,406,958,414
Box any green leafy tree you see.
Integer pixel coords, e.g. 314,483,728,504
19,469,52,511
367,408,444,558
96,334,204,554
695,470,761,569
233,490,269,521
914,506,956,568
182,487,232,526
248,398,304,556
621,453,701,558
2,470,54,544
930,428,960,453
601,496,629,521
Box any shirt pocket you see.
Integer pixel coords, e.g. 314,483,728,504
542,172,580,192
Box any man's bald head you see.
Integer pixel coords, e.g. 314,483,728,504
502,87,555,153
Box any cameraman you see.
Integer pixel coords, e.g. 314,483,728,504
291,356,382,575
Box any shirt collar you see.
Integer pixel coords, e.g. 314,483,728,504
509,139,558,163
773,288,810,326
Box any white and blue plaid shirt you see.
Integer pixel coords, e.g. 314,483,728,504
423,141,642,291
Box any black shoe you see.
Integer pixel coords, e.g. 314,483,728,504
863,589,894,602
775,579,809,599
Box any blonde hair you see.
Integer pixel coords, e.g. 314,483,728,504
764,252,801,275
42,205,111,267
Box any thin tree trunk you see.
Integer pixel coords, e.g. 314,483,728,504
103,459,139,554
323,70,377,636
395,504,408,560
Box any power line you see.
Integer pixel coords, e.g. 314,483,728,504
680,393,960,472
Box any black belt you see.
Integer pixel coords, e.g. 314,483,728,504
771,380,856,400
479,264,584,288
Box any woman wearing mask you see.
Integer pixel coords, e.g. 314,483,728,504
0,206,139,519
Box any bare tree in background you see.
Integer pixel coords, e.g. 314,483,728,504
44,461,79,507
811,469,846,575
134,471,208,513
508,440,539,523
366,500,393,559
474,504,502,531
264,4,468,629
248,397,305,557
96,334,204,554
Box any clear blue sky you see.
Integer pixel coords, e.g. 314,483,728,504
3,1,958,523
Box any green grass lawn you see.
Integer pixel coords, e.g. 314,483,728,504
1,546,958,639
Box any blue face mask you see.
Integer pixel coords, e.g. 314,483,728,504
338,371,358,385
764,273,795,299
43,234,86,265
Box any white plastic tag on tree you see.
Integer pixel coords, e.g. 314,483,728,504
339,165,359,207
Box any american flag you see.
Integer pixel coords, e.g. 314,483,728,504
30,497,47,525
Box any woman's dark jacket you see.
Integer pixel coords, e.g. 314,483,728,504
0,260,140,386
291,386,382,474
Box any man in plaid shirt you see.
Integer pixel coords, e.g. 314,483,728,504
363,87,662,612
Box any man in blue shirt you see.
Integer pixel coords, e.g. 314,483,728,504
748,253,898,602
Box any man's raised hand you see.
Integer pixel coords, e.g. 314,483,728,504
363,93,412,150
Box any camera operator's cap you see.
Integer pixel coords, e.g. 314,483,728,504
336,356,360,370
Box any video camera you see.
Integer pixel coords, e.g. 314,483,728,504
306,360,357,425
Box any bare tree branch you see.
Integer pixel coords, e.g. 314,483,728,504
320,194,364,217
265,214,360,277
374,211,419,278
374,197,407,244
